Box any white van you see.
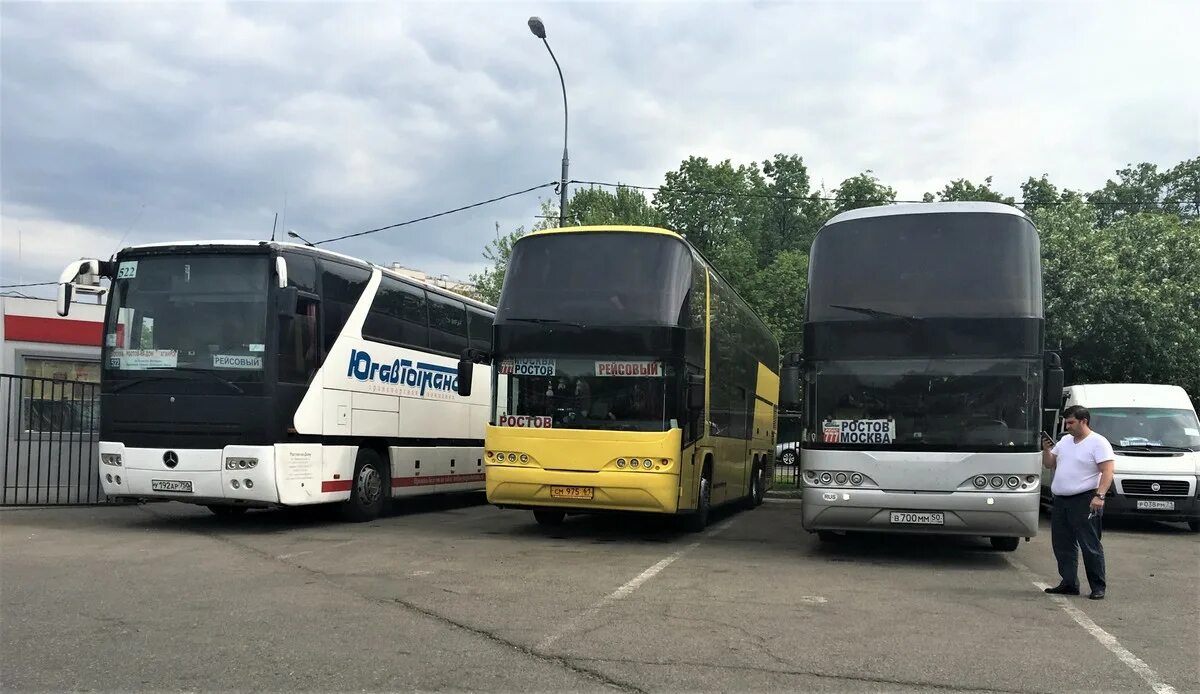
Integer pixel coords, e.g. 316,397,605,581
1043,383,1200,532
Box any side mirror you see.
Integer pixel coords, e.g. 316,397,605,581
1044,367,1064,408
276,286,299,317
56,283,74,317
687,373,705,410
275,256,289,289
456,354,475,397
780,353,804,410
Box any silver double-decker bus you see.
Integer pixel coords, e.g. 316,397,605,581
782,202,1063,550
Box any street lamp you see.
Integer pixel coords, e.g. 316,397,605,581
528,16,569,228
286,229,315,247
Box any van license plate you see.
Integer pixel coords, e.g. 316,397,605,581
550,486,593,500
1136,499,1174,511
889,511,943,525
151,480,193,493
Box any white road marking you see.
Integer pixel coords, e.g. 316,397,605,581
1005,556,1178,694
536,518,736,652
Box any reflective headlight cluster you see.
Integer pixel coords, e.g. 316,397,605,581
805,470,866,487
100,453,123,467
616,458,661,470
225,458,259,470
970,474,1039,491
486,451,529,464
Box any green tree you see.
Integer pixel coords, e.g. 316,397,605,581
832,170,897,214
1087,162,1164,226
1161,157,1200,219
746,250,809,353
467,225,527,306
565,185,662,226
926,176,1015,205
652,156,763,258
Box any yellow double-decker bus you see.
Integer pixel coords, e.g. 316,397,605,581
456,226,779,530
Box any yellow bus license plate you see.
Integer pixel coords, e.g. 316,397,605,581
550,486,594,500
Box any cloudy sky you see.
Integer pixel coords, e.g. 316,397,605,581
2,1,1198,295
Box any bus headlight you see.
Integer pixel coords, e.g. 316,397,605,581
973,476,988,489
616,458,626,468
1006,476,1020,489
642,459,653,469
850,473,863,486
226,458,258,470
990,476,1003,488
834,472,848,485
819,472,833,485
101,453,122,467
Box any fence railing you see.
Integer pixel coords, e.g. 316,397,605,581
773,441,801,489
1,373,103,505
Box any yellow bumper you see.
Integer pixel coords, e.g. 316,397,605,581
484,425,683,514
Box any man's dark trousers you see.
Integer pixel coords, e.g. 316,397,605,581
1051,491,1106,591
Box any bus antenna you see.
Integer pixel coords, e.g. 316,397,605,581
271,212,278,241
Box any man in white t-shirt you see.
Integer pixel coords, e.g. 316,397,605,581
1041,405,1115,600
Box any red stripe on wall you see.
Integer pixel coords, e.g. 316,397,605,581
392,473,486,488
4,314,103,347
320,480,353,493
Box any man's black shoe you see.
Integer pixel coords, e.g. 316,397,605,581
1089,590,1105,600
1044,584,1080,595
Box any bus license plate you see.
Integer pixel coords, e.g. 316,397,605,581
1136,499,1175,511
550,486,593,500
151,479,193,493
889,511,943,525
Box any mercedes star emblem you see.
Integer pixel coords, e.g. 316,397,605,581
163,451,179,468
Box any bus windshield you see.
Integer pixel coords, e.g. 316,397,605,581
807,212,1041,321
493,357,679,432
103,254,270,377
1089,408,1200,451
496,232,693,326
808,358,1041,450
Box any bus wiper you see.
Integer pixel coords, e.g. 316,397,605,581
147,367,244,394
504,318,586,329
1116,444,1191,453
828,304,920,321
108,374,187,393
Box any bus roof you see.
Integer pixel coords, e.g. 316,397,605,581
528,225,684,239
118,239,494,312
825,201,1028,227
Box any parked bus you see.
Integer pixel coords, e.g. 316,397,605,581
456,226,779,530
57,241,494,521
781,202,1063,550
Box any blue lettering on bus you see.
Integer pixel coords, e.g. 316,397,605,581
346,349,459,396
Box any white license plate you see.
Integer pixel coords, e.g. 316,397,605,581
1136,499,1175,511
889,511,944,525
151,479,193,493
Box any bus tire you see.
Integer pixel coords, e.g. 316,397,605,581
751,463,766,507
684,475,711,533
340,448,387,523
207,505,247,518
533,509,565,527
1187,521,1199,533
990,536,1020,552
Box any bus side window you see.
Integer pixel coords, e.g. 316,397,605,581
428,294,468,356
279,297,319,384
467,307,492,352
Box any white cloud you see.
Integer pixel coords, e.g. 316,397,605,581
1,0,1197,292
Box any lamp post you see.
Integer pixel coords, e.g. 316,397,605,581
527,16,568,228
286,230,315,247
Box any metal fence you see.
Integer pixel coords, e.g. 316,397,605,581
1,374,103,505
773,441,801,488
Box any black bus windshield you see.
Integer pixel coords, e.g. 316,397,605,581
493,356,679,432
1090,408,1200,451
808,358,1041,450
496,232,693,326
808,212,1042,321
103,253,270,378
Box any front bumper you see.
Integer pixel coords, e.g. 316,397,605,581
486,464,681,514
801,487,1039,537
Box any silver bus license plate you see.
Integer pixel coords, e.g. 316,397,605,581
151,479,193,493
1136,499,1174,511
890,511,944,525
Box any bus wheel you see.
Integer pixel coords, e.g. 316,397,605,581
340,448,387,523
684,476,711,533
533,509,565,527
749,465,766,508
207,505,247,518
1187,521,1199,533
990,536,1020,552
781,450,797,466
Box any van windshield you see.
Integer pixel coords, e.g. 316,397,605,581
1089,408,1200,451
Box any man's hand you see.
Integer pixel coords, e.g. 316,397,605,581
1089,496,1105,513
